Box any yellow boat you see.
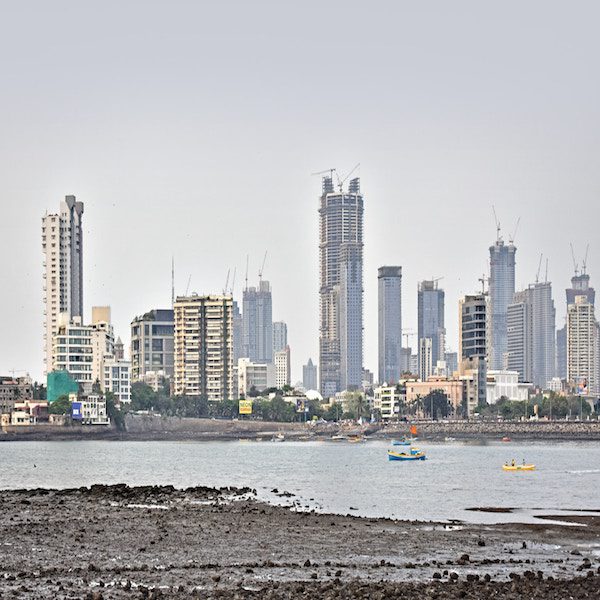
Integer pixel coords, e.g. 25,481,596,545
502,463,535,471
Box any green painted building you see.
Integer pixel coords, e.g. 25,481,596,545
47,370,79,403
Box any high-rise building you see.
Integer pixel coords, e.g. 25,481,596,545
174,295,234,401
275,346,291,389
52,315,93,387
273,321,288,354
400,347,413,375
378,266,402,384
508,282,556,388
417,280,445,376
488,238,516,369
243,280,273,364
507,291,533,382
302,358,318,391
130,309,175,382
319,175,364,396
444,351,458,376
418,337,433,381
42,195,84,374
567,295,599,395
458,294,488,410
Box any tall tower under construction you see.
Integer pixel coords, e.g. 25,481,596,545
318,173,364,396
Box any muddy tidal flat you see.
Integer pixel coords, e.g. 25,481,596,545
2,485,600,599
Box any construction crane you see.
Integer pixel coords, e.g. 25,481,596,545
336,163,360,191
185,275,192,296
402,329,416,348
478,274,488,294
223,268,230,295
582,244,590,275
509,217,520,245
535,253,543,283
492,206,502,241
570,242,579,276
230,267,237,296
258,250,268,284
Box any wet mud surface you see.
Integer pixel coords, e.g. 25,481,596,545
1,484,600,598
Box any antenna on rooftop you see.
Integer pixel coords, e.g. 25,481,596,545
545,258,549,283
245,255,249,291
171,256,175,307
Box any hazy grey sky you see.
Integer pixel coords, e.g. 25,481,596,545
1,1,599,383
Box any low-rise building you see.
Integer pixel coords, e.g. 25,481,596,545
405,377,464,414
373,385,405,419
486,370,531,404
237,358,275,397
0,375,33,414
69,393,110,425
103,355,131,404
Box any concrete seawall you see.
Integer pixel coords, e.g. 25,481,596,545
2,415,600,441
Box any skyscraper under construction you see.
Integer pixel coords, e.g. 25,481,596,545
318,173,364,396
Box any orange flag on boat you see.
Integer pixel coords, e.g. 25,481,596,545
410,425,417,436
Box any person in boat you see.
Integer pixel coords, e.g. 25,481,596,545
511,459,515,467
522,459,525,465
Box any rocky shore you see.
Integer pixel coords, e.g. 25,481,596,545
1,484,600,598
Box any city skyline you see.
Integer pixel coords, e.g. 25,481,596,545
1,2,600,383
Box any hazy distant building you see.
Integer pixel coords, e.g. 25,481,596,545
418,280,445,378
400,347,413,375
275,346,291,389
232,300,243,363
273,321,288,354
378,266,402,384
444,351,458,376
302,358,317,391
174,295,234,401
489,238,516,369
567,295,599,395
42,195,84,374
507,290,533,382
243,280,273,364
130,309,174,382
318,175,364,396
418,337,433,381
556,326,567,380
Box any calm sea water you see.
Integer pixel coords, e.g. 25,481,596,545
1,439,599,524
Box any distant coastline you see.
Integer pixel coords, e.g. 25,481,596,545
2,414,600,442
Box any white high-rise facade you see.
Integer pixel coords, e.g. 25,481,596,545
42,195,84,374
174,295,234,401
274,346,291,389
567,295,599,395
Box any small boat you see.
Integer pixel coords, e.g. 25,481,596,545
348,435,366,443
392,439,411,446
272,433,285,442
501,436,511,442
388,449,426,461
502,463,535,471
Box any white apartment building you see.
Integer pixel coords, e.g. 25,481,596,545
567,295,599,395
42,196,84,375
373,385,404,419
70,393,110,425
275,346,291,389
486,370,531,404
237,358,275,397
174,295,234,401
103,355,131,404
52,315,93,386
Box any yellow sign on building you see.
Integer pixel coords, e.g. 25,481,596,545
239,399,253,415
